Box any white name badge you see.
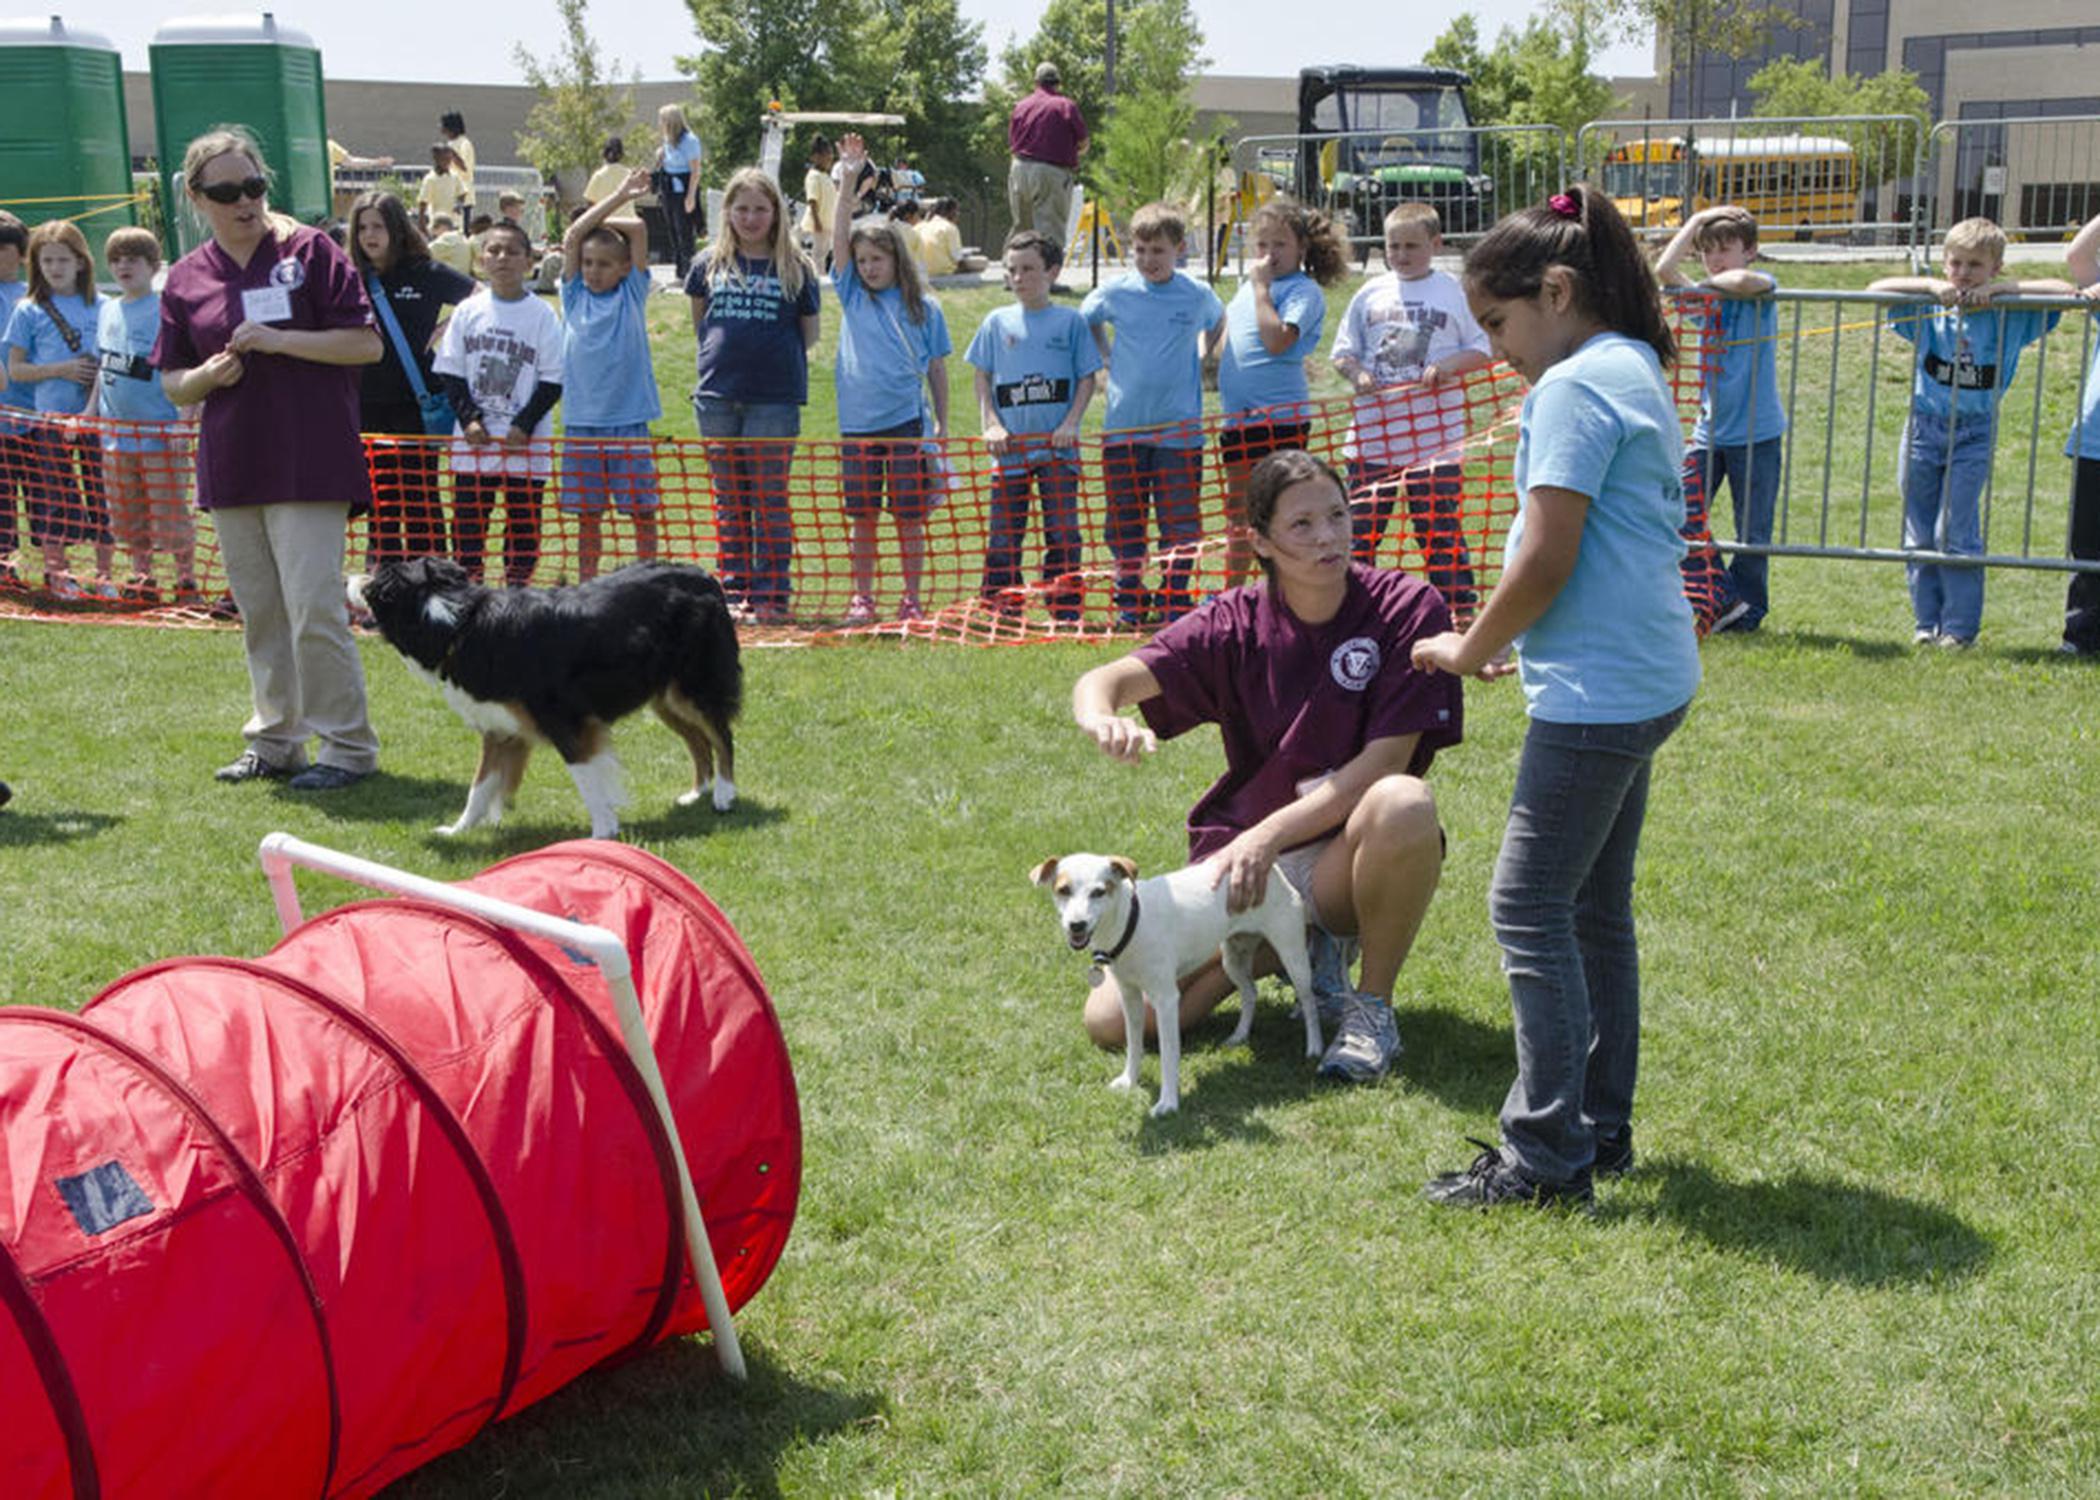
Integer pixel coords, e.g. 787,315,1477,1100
240,285,293,324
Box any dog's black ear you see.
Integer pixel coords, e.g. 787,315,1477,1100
1028,857,1060,888
1109,856,1138,882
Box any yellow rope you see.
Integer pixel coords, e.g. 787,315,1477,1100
0,191,148,208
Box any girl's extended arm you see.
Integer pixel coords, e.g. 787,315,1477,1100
832,135,868,276
1705,268,1775,299
925,354,949,439
1412,484,1590,678
564,167,650,279
1072,655,1162,761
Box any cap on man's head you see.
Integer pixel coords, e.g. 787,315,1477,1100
1035,61,1061,87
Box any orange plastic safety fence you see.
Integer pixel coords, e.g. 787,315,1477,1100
0,306,1721,644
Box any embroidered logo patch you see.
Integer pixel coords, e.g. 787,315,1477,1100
1330,636,1380,691
269,256,307,290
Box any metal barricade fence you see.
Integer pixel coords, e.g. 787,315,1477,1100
1577,115,1928,251
1923,115,2100,248
1667,286,2098,586
1223,126,1567,267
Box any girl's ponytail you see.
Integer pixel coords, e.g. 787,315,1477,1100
1464,184,1675,367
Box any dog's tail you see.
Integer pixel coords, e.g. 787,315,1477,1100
673,575,744,727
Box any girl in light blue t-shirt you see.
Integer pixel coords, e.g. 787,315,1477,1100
1411,185,1700,1212
1216,198,1349,587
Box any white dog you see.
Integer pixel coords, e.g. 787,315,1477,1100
1030,852,1323,1116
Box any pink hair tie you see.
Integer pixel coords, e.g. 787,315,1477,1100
1548,193,1580,220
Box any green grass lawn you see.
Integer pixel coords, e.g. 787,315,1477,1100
4,256,2099,1496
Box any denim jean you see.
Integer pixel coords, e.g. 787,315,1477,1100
2064,457,2100,652
1491,701,1690,1185
1348,461,1475,609
695,397,800,613
1899,410,1994,640
982,453,1082,620
1102,442,1201,617
1685,436,1783,625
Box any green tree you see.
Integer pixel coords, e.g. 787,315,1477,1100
1748,57,1930,182
512,0,641,182
1424,14,1619,195
679,0,987,190
1567,0,1803,118
1089,0,1212,218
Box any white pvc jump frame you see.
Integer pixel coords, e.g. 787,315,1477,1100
255,831,747,1382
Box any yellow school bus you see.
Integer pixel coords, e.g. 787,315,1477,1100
1604,135,1860,236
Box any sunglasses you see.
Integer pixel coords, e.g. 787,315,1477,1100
197,176,268,205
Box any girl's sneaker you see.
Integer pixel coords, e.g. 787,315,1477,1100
121,574,162,604
86,577,121,601
172,579,207,607
45,572,84,601
896,595,925,623
843,594,877,627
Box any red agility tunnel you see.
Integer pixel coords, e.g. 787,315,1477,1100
0,840,800,1499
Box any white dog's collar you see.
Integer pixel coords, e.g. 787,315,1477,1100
1089,891,1140,968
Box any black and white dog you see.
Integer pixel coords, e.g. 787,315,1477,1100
353,558,742,839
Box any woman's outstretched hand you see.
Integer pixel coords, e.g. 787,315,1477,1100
1080,712,1157,764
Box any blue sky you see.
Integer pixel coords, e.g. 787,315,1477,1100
70,0,1657,86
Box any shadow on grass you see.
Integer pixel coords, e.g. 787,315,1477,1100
0,808,122,847
1619,1159,1994,1287
389,1337,883,1500
1777,630,1917,661
1398,1003,1513,1116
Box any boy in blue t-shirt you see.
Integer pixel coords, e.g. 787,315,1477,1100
99,227,198,603
560,168,663,581
0,211,28,585
1870,220,2072,647
968,229,1100,621
1657,205,1787,633
1081,203,1224,625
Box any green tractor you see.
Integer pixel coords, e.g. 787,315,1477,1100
1297,66,1492,251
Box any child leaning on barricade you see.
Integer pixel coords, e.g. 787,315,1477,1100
560,168,663,582
1869,219,2072,649
1656,204,1785,633
0,210,30,587
434,219,564,587
1,218,116,599
2056,211,2100,657
1330,202,1491,614
831,133,952,626
1080,202,1224,626
97,227,198,604
969,228,1100,623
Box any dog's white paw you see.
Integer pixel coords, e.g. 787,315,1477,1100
711,777,736,812
675,787,703,808
1149,1096,1179,1118
434,822,464,837
1107,1075,1137,1092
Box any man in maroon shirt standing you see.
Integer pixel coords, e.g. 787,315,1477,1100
1008,62,1088,245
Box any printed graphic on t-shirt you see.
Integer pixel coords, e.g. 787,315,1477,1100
462,326,540,409
995,374,1071,410
1923,345,1997,392
1366,304,1450,383
99,349,152,384
702,263,788,320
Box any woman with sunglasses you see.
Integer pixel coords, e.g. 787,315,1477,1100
153,126,383,791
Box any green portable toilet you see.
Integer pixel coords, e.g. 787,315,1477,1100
0,17,137,269
149,11,328,254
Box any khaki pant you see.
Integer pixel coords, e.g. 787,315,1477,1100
214,501,379,773
1008,156,1074,244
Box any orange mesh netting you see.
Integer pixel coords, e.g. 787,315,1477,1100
0,305,1720,644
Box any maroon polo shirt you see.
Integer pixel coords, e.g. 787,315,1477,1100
152,223,374,511
1008,87,1089,169
1136,564,1463,860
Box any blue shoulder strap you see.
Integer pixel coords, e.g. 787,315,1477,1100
365,272,434,402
